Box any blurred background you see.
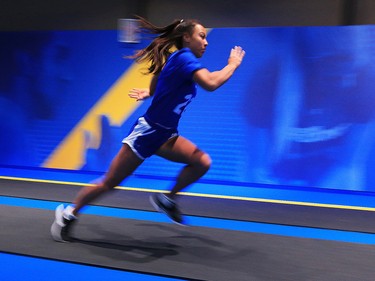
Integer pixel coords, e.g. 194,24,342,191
1,0,375,193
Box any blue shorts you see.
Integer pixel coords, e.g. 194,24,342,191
122,116,178,160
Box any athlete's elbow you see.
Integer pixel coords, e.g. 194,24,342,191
203,86,216,92
195,71,223,91
201,82,221,92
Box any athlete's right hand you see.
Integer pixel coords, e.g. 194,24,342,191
128,88,150,101
228,46,245,68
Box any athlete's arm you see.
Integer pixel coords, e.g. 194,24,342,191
193,46,245,92
128,74,159,101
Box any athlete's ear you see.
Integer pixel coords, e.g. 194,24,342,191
183,32,191,44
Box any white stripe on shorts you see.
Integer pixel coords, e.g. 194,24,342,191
122,117,155,160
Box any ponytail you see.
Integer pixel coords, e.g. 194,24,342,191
129,16,201,75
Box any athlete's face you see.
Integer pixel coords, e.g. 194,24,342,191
184,24,208,58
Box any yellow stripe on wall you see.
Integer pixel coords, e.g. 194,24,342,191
43,62,152,170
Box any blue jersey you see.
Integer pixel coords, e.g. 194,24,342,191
144,48,203,129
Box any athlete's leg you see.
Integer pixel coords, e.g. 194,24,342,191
155,136,212,199
72,144,143,216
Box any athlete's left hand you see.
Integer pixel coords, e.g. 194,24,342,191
128,88,150,101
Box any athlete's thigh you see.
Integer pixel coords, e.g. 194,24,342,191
104,144,143,187
155,136,203,164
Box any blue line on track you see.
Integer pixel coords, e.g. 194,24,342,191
1,196,375,245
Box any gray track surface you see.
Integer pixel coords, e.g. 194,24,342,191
1,179,375,280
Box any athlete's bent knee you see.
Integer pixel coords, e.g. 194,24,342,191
199,152,212,172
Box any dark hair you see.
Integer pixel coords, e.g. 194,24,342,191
130,16,202,75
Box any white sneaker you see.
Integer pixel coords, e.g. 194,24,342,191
50,204,76,242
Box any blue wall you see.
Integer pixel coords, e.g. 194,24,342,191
1,26,375,192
